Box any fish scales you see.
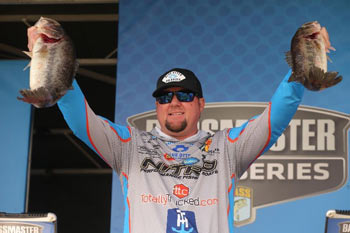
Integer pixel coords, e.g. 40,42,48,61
286,21,342,91
33,37,74,91
18,17,78,108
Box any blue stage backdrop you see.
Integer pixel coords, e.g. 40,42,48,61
0,60,32,213
113,0,350,232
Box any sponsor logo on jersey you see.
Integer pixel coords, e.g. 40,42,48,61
141,193,171,206
166,209,198,233
164,153,175,161
169,145,191,159
140,192,218,208
172,145,189,152
200,138,220,155
234,186,253,226
170,152,191,159
140,156,218,179
166,142,194,147
182,157,200,165
173,184,189,199
137,146,160,157
201,138,212,152
175,197,218,207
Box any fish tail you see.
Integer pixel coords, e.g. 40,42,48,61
17,87,53,108
323,71,342,89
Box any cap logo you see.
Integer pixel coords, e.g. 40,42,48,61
162,71,186,83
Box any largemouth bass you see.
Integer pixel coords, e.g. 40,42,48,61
285,21,342,91
18,17,78,108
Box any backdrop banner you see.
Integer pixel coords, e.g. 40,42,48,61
112,0,350,232
0,60,32,213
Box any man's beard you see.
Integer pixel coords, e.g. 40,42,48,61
165,120,187,133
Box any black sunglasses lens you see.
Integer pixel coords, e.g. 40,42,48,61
157,92,174,104
176,92,195,102
157,91,195,104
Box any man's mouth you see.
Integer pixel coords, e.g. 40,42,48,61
169,112,184,116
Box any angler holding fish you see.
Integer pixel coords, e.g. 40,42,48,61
18,17,78,108
18,18,343,233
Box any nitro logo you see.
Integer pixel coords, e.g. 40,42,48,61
166,209,198,233
339,222,350,233
0,223,43,233
173,184,189,199
140,157,218,179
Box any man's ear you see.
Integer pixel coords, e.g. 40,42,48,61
199,98,205,112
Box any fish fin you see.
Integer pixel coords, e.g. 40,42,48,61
23,62,31,71
22,51,32,71
285,51,293,68
22,51,32,58
74,61,79,76
326,46,336,53
327,55,333,63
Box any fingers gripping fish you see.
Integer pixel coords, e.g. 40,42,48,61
285,21,342,91
18,17,78,108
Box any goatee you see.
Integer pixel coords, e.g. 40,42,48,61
165,120,187,133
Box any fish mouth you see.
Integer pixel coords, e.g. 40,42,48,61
299,21,321,38
35,17,64,40
300,23,334,52
304,31,320,40
41,33,62,43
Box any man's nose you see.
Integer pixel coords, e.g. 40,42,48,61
170,94,181,105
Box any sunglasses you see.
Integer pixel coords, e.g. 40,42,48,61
156,91,197,104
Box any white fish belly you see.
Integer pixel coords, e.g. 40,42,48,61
29,54,50,90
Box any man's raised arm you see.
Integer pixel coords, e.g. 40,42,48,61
57,79,132,174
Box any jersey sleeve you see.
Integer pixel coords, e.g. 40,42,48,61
57,79,132,175
226,70,305,177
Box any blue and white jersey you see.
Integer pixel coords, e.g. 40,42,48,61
58,71,304,233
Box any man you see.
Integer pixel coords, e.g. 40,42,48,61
58,68,304,233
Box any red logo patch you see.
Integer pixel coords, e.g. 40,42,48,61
173,184,189,199
164,153,175,161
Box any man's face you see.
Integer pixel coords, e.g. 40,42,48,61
156,87,205,140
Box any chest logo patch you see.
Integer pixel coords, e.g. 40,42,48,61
166,208,198,233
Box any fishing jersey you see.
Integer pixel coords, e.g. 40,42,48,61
57,70,304,233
